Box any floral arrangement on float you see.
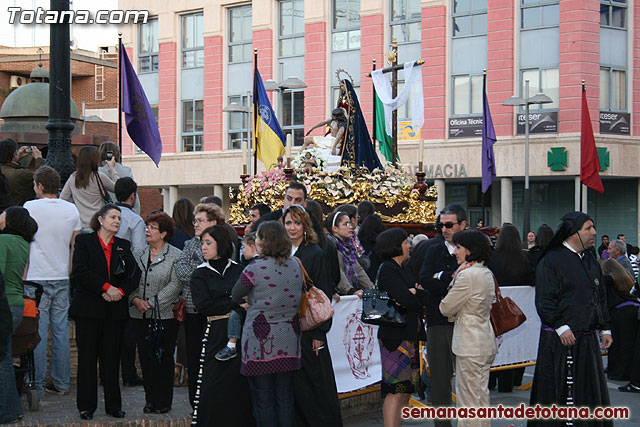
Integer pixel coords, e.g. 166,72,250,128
229,162,438,226
291,147,327,172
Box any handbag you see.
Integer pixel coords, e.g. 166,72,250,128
144,296,165,363
294,257,334,332
490,275,527,336
94,171,112,205
361,263,406,328
173,300,187,323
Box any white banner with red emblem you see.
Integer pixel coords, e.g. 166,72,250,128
326,288,540,393
326,295,382,393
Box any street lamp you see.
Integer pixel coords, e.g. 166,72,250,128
223,99,252,175
503,80,553,241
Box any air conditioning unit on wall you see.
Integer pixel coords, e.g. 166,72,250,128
10,75,31,88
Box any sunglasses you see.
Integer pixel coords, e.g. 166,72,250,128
438,221,460,229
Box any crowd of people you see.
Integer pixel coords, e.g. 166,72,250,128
0,137,636,426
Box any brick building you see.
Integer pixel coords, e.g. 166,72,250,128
119,0,640,242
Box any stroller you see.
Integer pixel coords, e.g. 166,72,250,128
12,281,43,411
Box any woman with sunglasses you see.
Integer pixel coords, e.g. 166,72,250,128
282,206,342,426
327,211,373,296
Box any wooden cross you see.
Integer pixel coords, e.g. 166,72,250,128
368,40,424,166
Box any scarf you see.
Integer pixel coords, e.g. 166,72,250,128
334,236,358,287
451,260,476,282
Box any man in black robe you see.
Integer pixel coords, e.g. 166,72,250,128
529,212,612,427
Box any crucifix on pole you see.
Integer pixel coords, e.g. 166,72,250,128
367,40,424,166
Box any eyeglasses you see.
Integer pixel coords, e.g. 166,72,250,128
193,218,208,225
438,221,460,229
145,224,159,231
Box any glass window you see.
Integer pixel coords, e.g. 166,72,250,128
452,74,483,116
520,68,558,110
279,0,304,57
390,0,422,43
600,68,626,111
600,0,626,28
228,94,250,150
181,13,204,68
333,0,360,51
229,5,253,63
139,18,158,72
281,89,305,146
182,100,204,152
452,0,487,37
521,0,559,29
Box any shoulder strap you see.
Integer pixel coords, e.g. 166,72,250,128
293,256,313,291
94,171,109,200
373,262,386,290
491,271,502,301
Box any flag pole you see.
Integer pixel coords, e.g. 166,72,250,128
372,59,377,143
481,70,487,224
253,48,258,174
118,33,123,154
580,79,585,212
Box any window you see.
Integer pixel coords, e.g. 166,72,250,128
281,90,305,146
139,18,158,72
391,0,421,43
521,0,559,29
279,0,304,57
229,5,253,63
600,68,626,111
228,95,250,150
520,68,559,110
332,0,360,51
452,74,483,116
182,100,204,152
600,0,626,28
182,13,204,68
452,0,487,37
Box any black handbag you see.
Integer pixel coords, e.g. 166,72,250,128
361,263,407,328
144,296,165,363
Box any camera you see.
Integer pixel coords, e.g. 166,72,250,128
24,147,32,154
106,150,114,161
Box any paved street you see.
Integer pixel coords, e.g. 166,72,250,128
5,366,639,426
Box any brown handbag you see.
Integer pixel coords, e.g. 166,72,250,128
490,274,526,336
173,300,187,323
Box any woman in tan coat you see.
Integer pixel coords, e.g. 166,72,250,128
440,229,496,427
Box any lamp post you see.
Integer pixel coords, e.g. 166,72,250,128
503,80,553,241
46,0,75,185
223,99,252,175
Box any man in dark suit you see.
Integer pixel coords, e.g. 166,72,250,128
408,215,443,279
419,204,467,427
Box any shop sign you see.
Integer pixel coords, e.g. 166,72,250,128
599,112,630,135
424,163,467,178
448,117,483,138
517,111,558,134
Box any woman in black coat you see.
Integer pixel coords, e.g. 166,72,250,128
69,204,141,420
602,258,639,381
189,226,254,426
282,206,342,426
375,228,427,426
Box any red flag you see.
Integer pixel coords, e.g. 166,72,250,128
580,86,604,193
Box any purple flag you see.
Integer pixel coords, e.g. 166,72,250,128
121,47,162,166
481,76,496,193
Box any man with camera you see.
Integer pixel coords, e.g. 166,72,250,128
0,138,44,206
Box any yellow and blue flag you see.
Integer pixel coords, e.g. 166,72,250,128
254,68,285,169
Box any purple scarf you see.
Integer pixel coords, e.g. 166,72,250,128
334,236,358,288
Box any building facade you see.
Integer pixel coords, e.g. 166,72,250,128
119,0,640,243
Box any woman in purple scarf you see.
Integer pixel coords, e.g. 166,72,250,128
327,211,373,296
